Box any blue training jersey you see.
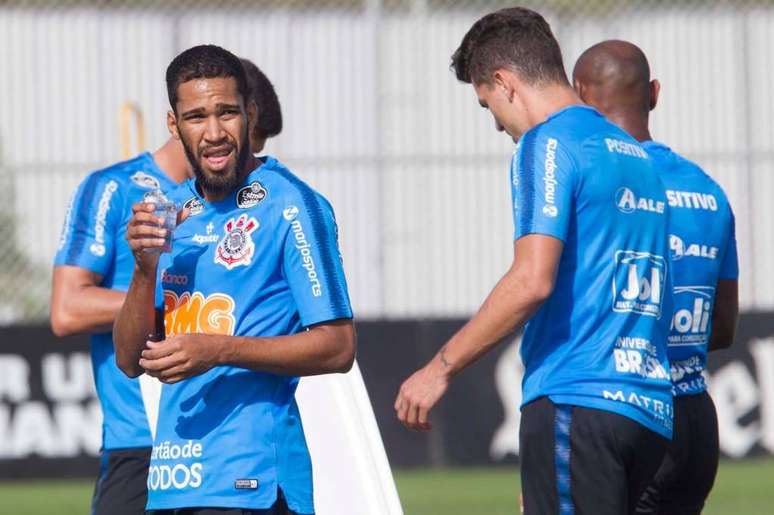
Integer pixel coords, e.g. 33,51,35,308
54,152,177,450
147,156,353,513
643,141,739,397
513,106,674,438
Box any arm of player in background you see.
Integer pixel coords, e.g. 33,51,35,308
50,266,125,336
709,279,739,351
709,205,740,352
113,202,170,378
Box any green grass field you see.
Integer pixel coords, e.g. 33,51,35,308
0,460,771,514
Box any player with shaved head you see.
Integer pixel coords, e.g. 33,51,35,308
574,40,739,515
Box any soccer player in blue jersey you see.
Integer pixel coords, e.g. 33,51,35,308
573,40,739,515
395,8,675,514
51,137,191,515
113,45,355,515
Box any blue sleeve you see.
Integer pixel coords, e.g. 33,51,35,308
53,172,123,276
281,193,353,327
719,207,739,280
511,129,576,242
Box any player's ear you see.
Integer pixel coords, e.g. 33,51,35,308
167,110,181,140
574,78,587,103
649,79,660,111
493,69,514,103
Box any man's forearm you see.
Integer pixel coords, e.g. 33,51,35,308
216,321,356,376
113,267,158,377
430,267,550,378
53,286,125,335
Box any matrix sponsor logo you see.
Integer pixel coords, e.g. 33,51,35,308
542,138,558,217
605,138,648,159
602,389,673,431
183,197,204,217
669,285,714,347
89,180,118,257
163,291,236,336
666,190,718,211
613,336,669,380
670,234,718,261
612,251,666,317
236,181,268,209
130,171,161,190
615,187,665,214
148,440,203,491
284,206,322,297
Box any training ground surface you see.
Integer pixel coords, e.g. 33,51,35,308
0,460,771,514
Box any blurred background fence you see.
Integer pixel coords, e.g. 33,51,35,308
1,0,773,323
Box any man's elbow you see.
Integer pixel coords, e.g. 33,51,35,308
329,328,357,373
116,355,144,378
50,309,78,337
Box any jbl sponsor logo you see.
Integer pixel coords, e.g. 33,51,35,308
612,251,666,318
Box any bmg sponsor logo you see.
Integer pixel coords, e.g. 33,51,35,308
148,440,203,491
612,251,666,317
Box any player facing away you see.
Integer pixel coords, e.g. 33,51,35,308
51,136,191,515
395,8,675,514
113,44,355,515
573,40,740,515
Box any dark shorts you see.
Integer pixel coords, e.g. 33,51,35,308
520,396,668,515
147,489,301,515
635,391,719,515
92,447,152,515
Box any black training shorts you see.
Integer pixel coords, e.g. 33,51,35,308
520,396,668,515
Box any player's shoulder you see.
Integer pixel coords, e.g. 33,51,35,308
83,152,163,191
260,156,333,211
646,142,730,203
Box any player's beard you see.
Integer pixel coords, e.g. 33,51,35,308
181,126,252,200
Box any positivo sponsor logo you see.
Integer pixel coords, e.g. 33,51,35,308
89,180,119,257
605,138,648,159
666,190,718,211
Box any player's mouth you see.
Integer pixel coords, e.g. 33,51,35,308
202,145,234,172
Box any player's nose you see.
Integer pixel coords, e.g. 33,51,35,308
203,115,227,142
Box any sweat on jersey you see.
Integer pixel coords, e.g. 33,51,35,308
54,152,176,450
512,105,674,439
147,156,352,513
644,141,738,397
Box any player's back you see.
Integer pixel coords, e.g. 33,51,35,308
643,141,737,396
515,105,673,438
55,152,176,449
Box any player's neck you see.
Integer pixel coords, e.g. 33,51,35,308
529,84,584,127
605,111,652,143
200,154,261,203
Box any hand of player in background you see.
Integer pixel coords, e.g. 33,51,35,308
125,202,189,274
395,359,450,432
139,334,221,383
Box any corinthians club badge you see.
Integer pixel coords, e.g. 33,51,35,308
214,214,260,270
